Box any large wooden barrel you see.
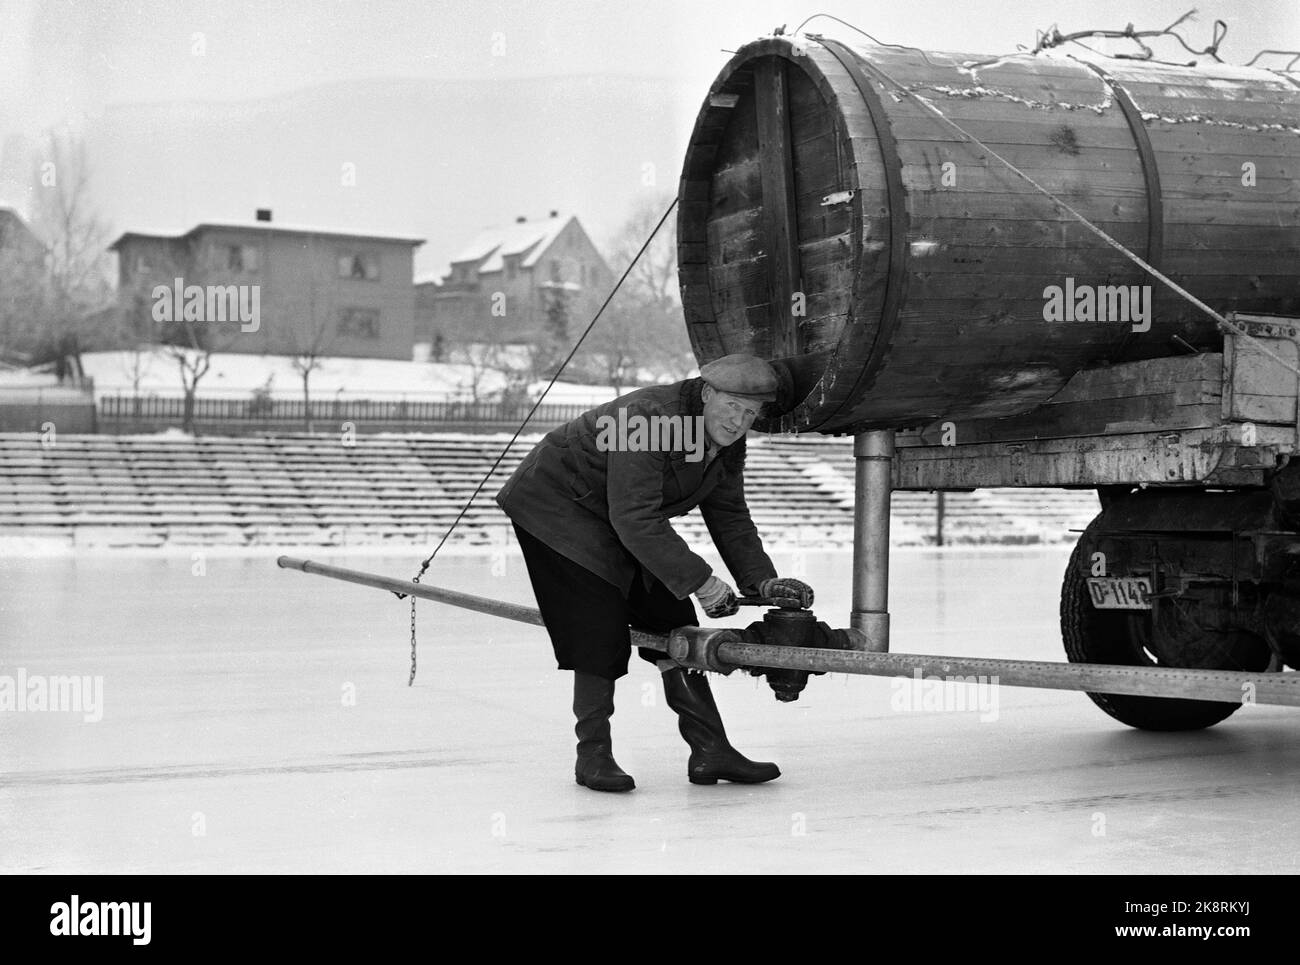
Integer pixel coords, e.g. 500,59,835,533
678,36,1300,433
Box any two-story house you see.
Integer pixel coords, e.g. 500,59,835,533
418,212,613,357
0,207,46,267
109,210,424,361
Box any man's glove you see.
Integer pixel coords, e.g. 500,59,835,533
758,577,815,609
694,575,739,618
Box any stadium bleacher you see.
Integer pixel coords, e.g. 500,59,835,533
0,433,1100,549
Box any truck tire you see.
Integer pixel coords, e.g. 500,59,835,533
1060,521,1271,730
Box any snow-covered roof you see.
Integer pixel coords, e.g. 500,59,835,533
450,215,571,273
0,207,44,247
110,220,424,251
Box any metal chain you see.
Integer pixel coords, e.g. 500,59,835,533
409,592,418,686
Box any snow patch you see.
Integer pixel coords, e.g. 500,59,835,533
14,350,621,405
918,83,1112,115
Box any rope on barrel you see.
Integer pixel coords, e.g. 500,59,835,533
799,19,1300,381
396,198,679,685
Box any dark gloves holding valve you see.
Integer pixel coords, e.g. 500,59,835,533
694,575,814,618
758,577,815,609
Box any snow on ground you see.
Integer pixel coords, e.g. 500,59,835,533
2,546,1296,874
5,350,622,405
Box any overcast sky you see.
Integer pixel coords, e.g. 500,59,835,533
5,0,1296,133
1,0,1296,273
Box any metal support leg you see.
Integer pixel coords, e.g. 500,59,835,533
851,430,894,651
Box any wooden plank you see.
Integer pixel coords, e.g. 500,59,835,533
754,57,803,358
1164,223,1300,250
797,271,852,316
906,217,1147,250
861,46,1087,76
1231,393,1297,424
796,230,853,266
865,63,1106,97
790,131,844,200
1158,175,1300,201
1224,331,1300,424
1159,248,1300,276
903,164,1147,195
787,64,835,145
708,255,770,319
903,269,1151,302
703,204,761,236
1146,134,1300,159
906,191,1150,221
713,222,760,265
1119,92,1300,122
797,312,848,353
1153,274,1300,302
1145,155,1299,180
898,357,1226,446
708,160,762,218
1048,355,1220,401
678,180,712,204
1101,63,1296,86
794,194,853,250
920,392,1222,443
1162,199,1300,226
904,245,1146,277
890,117,1139,148
900,268,1297,304
795,290,851,329
900,141,1146,172
893,425,1292,488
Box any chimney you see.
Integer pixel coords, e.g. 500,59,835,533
256,208,272,222
515,215,526,223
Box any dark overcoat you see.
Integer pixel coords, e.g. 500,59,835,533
496,378,776,600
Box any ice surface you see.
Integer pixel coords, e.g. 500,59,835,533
1,548,1295,874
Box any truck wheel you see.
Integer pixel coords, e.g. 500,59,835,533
1060,523,1271,730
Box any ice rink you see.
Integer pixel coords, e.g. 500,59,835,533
2,546,1296,874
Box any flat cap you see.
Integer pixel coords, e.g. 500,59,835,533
699,354,779,402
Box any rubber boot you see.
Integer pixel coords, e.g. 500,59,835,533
572,672,635,792
662,667,780,785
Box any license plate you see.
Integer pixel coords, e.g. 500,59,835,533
1086,577,1153,610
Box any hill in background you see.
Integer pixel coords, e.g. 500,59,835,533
79,74,700,280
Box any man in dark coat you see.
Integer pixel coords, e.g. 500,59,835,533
496,354,814,791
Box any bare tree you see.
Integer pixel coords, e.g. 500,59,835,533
454,338,516,403
116,330,155,417
0,134,115,378
608,194,680,312
27,133,115,379
170,339,212,433
288,262,336,432
112,238,228,433
587,194,695,388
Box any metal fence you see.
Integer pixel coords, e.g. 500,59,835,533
97,394,591,430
